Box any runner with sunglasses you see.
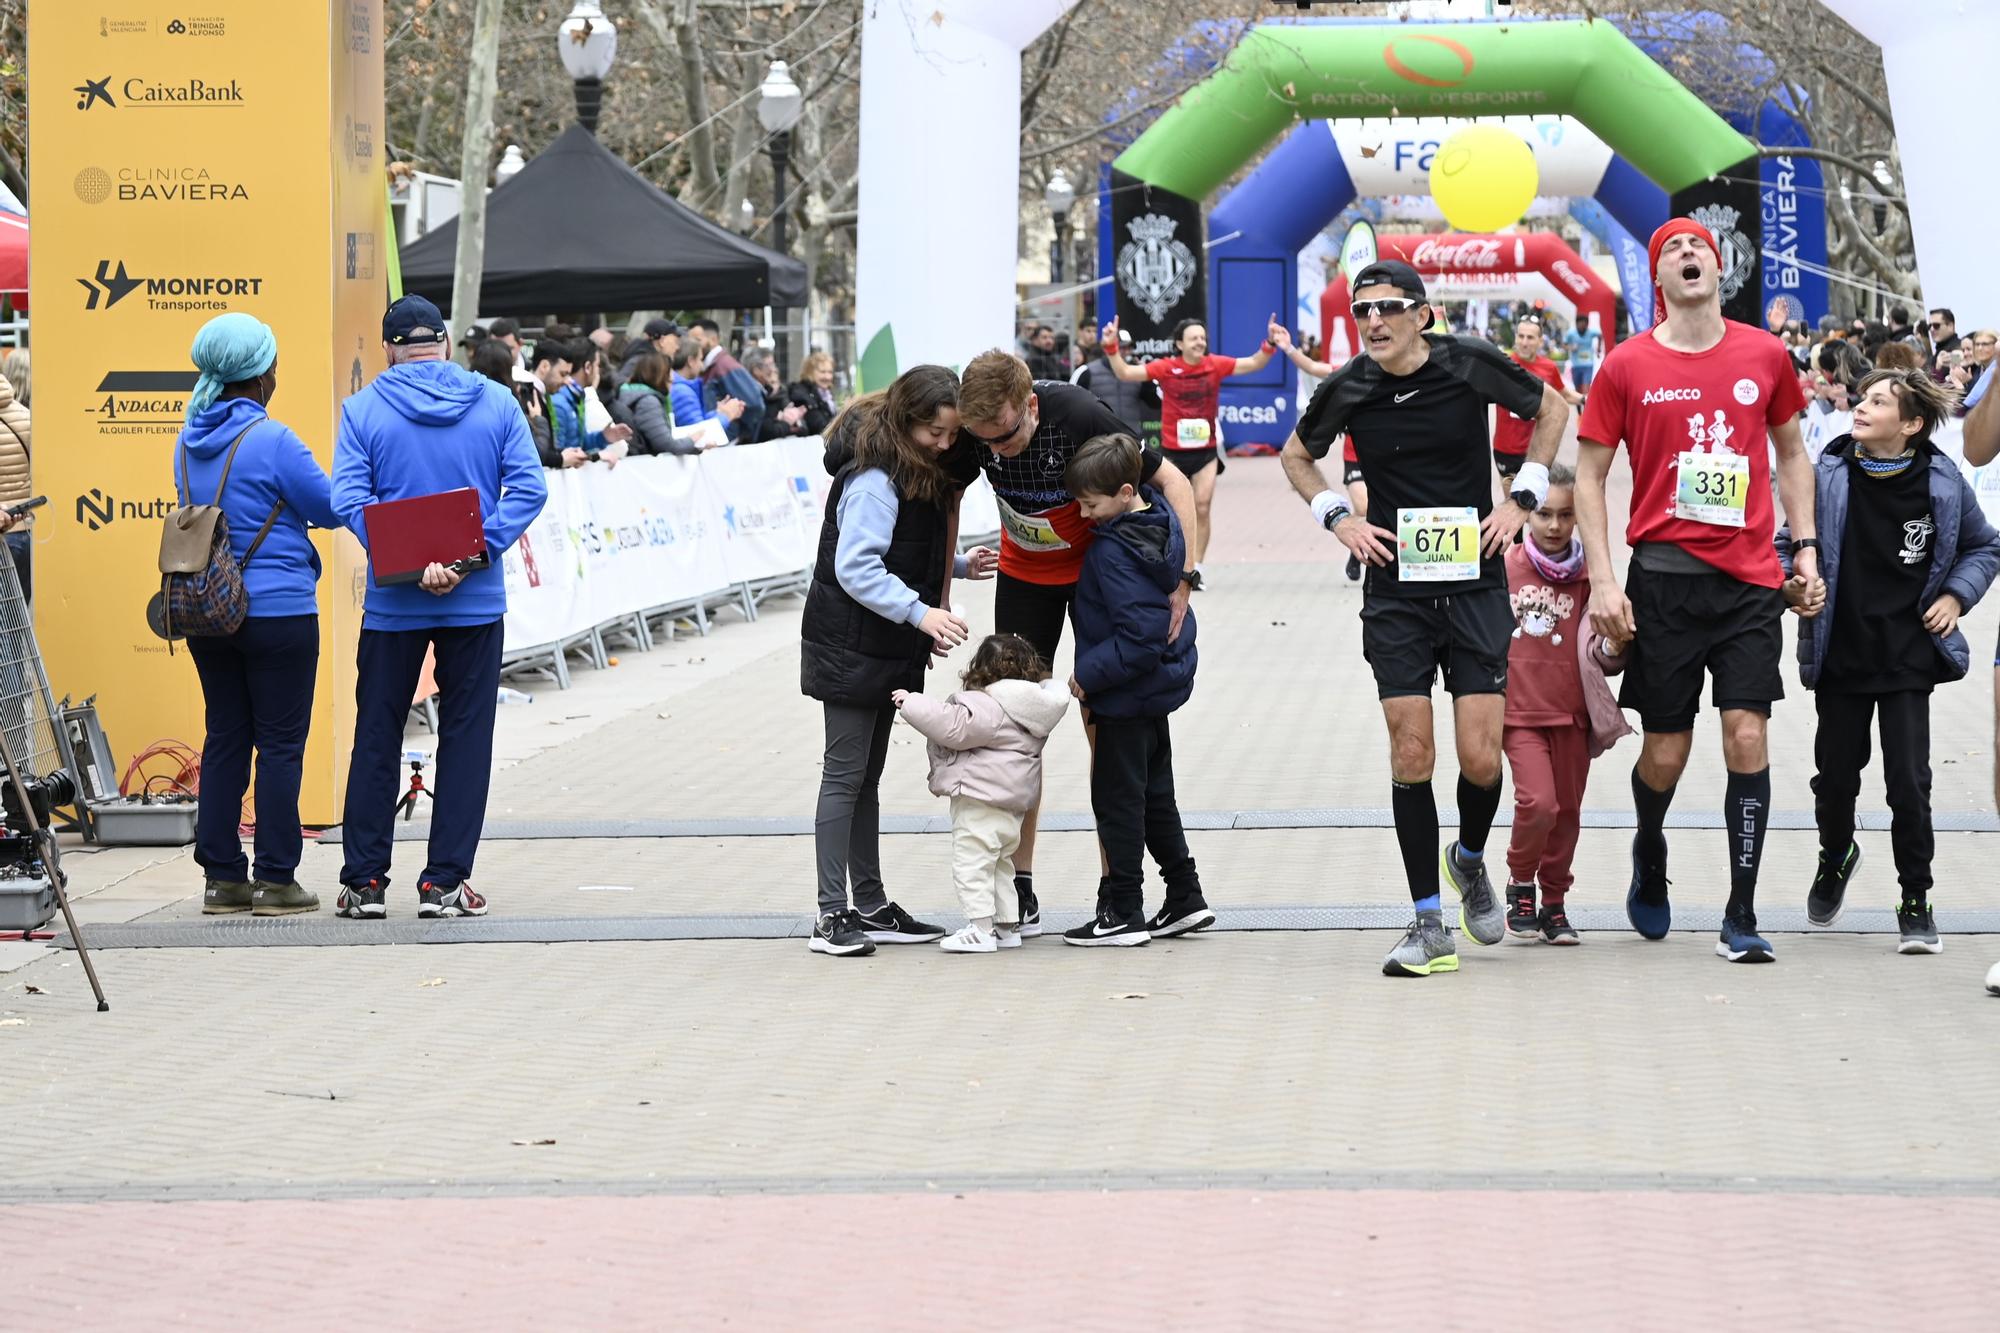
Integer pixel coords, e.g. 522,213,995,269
952,350,1199,934
1281,261,1569,978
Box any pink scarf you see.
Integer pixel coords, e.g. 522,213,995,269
1525,535,1586,583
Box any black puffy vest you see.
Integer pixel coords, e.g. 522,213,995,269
799,463,949,706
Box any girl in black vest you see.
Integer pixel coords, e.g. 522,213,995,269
802,365,983,957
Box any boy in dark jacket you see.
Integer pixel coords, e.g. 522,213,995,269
1777,369,2000,954
1061,434,1210,946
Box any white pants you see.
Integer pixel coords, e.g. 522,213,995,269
950,796,1023,925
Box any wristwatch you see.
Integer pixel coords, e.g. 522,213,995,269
1179,569,1198,589
1508,486,1539,512
1321,504,1352,532
1792,538,1821,554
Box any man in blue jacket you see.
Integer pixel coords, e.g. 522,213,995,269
331,295,548,920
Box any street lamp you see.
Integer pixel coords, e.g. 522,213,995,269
494,144,526,185
558,0,618,134
1044,167,1076,283
758,60,805,373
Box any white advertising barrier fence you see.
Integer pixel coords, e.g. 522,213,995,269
501,438,1001,658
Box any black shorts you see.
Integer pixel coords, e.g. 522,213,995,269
1494,451,1526,479
1618,563,1785,732
1164,447,1223,479
1360,587,1513,700
993,571,1076,668
1343,462,1367,487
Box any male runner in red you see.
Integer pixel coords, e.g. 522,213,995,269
1575,217,1822,964
1495,315,1583,484
1100,315,1276,588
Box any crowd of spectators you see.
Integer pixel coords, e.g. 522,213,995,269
456,315,851,470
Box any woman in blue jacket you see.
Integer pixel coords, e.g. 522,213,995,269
174,313,341,917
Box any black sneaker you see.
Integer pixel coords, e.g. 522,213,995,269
1146,897,1216,938
1538,905,1580,946
1505,883,1539,940
855,901,946,944
1062,907,1150,947
1896,900,1941,955
419,880,488,918
1344,552,1362,582
335,879,387,919
1626,837,1672,940
1806,843,1861,927
809,909,877,957
1017,877,1042,938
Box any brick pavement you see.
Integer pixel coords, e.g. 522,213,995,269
4,454,1997,1330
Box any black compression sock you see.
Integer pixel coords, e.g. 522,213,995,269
1725,767,1772,918
1391,780,1440,903
1456,774,1503,856
1631,765,1677,866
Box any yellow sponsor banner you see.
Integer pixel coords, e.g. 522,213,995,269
29,2,386,822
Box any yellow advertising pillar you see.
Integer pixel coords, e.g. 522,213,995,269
28,2,385,822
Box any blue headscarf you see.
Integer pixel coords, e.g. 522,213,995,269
186,312,278,424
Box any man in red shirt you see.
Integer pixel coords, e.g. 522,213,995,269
1495,316,1583,482
1576,217,1823,965
1100,314,1275,588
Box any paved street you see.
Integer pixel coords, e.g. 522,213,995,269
3,454,1997,1330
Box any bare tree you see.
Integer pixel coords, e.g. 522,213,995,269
450,0,505,324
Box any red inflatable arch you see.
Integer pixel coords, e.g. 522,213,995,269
1320,232,1620,364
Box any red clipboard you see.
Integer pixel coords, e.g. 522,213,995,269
362,488,490,586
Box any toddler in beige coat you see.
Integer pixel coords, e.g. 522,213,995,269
892,634,1070,953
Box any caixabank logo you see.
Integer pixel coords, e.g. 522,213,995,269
79,260,264,313
73,75,245,109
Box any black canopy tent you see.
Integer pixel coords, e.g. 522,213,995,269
399,123,808,316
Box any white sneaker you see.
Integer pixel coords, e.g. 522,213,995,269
995,925,1023,950
940,923,997,954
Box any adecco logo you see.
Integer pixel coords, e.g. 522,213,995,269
79,260,265,312
1382,35,1475,89
1640,387,1703,405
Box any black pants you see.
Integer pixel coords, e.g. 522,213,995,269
186,614,319,884
1813,689,1933,897
340,618,504,891
1091,715,1200,918
813,703,895,918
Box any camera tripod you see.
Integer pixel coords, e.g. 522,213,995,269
395,755,432,823
0,725,107,1011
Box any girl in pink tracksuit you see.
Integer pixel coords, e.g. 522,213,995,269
892,634,1071,954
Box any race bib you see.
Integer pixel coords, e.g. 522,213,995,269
1674,451,1749,527
994,495,1072,552
1397,506,1480,583
1175,418,1212,448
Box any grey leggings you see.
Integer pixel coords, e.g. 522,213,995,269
814,703,896,918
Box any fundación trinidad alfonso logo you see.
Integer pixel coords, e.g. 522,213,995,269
1116,214,1197,325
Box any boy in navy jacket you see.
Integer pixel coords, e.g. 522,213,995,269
1777,368,2000,954
1061,434,1211,946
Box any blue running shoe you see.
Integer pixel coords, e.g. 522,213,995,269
1716,913,1775,963
1626,835,1672,940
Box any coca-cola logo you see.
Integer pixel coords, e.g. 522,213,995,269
1410,237,1503,270
1550,259,1591,297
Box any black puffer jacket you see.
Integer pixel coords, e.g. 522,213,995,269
799,421,949,706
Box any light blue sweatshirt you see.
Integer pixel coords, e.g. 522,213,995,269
834,467,968,626
173,398,340,618
332,360,548,630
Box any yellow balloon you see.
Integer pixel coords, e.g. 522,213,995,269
1428,124,1539,234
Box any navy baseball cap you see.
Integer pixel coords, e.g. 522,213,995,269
383,295,448,346
1351,260,1436,330
643,318,682,338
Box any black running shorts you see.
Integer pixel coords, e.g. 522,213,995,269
1360,587,1513,700
1493,451,1526,479
1618,563,1785,733
993,571,1077,669
1165,447,1223,479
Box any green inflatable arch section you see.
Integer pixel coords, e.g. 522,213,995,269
1114,20,1755,199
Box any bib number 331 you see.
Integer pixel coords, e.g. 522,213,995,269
1674,450,1749,527
1396,506,1480,583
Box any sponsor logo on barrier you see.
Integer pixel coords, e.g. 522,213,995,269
1550,258,1590,297
1641,387,1703,405
1116,214,1197,325
74,164,250,205
167,17,227,37
86,371,201,436
99,18,149,37
78,75,244,108
343,115,376,164
1219,403,1280,426
74,488,175,530
79,260,265,312
1410,237,1503,270
74,77,116,110
345,232,376,281
721,499,799,538
347,2,374,53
